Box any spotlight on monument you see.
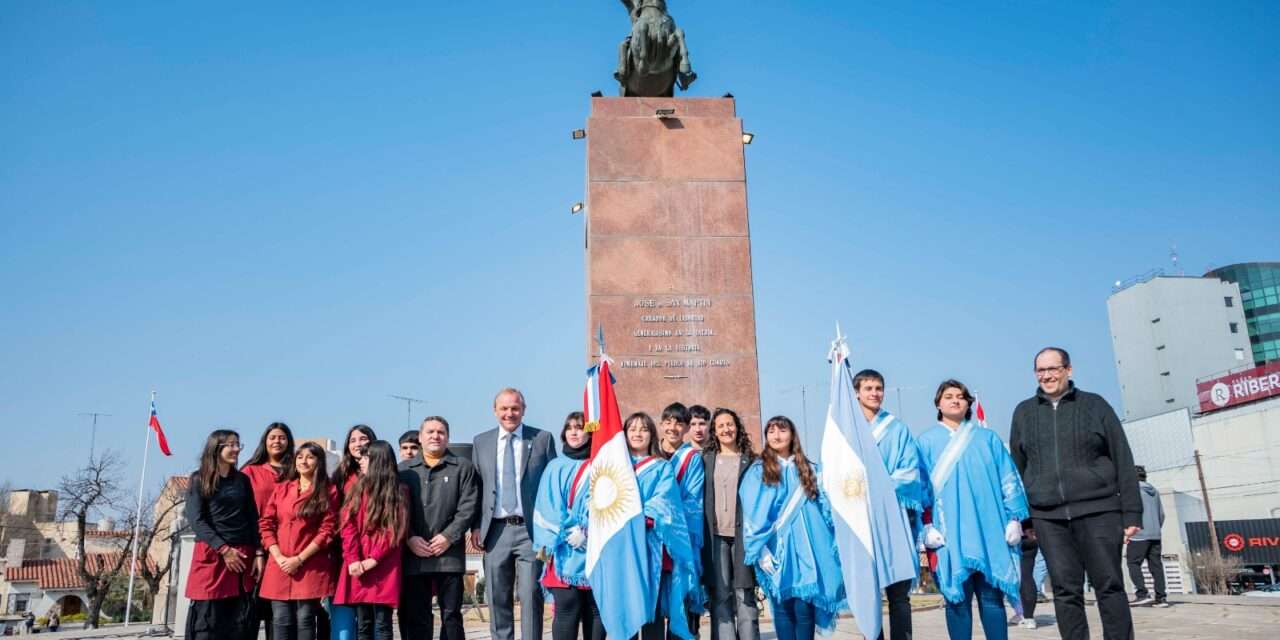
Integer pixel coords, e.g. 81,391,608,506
742,132,755,145
571,202,584,215
590,90,604,98
655,107,676,119
571,129,586,140
723,92,735,99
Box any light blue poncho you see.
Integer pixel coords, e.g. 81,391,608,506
866,410,926,515
740,457,848,635
533,456,592,587
918,421,1029,607
632,454,698,640
668,443,707,613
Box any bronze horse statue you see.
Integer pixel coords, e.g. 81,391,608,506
614,0,696,97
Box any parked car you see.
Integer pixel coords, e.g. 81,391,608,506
1242,583,1280,598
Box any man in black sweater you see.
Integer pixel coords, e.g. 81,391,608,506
1010,347,1141,640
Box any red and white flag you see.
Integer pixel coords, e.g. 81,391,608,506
975,398,989,429
149,396,173,456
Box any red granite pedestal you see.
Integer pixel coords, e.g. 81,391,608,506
584,97,762,442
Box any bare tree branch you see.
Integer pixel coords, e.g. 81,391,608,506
57,452,134,628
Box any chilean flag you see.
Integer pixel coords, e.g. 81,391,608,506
975,398,989,429
583,350,652,640
149,397,173,456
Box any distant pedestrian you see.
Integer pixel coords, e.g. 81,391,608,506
1010,525,1043,629
1127,466,1169,608
23,611,34,635
48,611,59,633
1010,347,1141,640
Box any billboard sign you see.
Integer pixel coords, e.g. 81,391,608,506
1196,361,1280,413
1186,519,1280,564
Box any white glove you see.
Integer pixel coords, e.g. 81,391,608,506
923,525,946,550
758,549,778,576
1005,521,1023,546
566,526,587,550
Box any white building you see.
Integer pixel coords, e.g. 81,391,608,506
1123,397,1280,590
1108,274,1251,421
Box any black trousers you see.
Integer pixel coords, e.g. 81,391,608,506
1033,511,1133,640
551,587,605,640
354,604,393,640
270,599,321,640
399,572,465,640
186,595,255,640
1019,537,1040,619
1125,539,1166,599
875,579,912,640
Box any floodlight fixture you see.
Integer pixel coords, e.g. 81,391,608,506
655,107,676,118
723,92,735,99
742,132,755,145
571,129,586,140
590,90,604,97
571,202,584,214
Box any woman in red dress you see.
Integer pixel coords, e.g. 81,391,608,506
243,422,296,639
326,425,377,640
184,429,264,640
333,440,408,640
260,442,339,640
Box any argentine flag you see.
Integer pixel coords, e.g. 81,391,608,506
820,327,919,639
584,353,653,640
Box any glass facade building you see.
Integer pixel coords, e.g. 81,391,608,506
1208,262,1280,365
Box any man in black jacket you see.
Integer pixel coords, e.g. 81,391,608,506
399,416,481,640
1010,347,1141,640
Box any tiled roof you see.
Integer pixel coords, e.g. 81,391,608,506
4,554,150,591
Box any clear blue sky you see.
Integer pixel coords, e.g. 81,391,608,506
2,2,1276,491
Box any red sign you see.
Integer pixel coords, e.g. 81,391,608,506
1223,533,1246,552
1197,361,1280,413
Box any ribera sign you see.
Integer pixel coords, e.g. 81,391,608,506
1187,519,1280,564
1196,361,1280,413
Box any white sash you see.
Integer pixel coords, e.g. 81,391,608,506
871,411,895,443
928,421,975,496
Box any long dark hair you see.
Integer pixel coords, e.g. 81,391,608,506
342,440,406,543
288,442,332,521
196,429,241,498
332,424,376,486
760,416,819,500
709,408,756,463
242,422,295,480
623,412,661,457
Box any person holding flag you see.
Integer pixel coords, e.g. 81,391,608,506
851,369,925,640
917,380,1029,640
819,328,918,640
740,415,846,640
533,411,604,640
622,412,697,640
657,402,707,638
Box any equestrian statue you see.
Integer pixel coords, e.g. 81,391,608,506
614,0,697,97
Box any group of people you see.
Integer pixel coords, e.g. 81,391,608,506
183,346,1155,640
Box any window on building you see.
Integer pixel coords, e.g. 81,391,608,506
1230,322,1239,333
7,593,30,613
1235,348,1247,361
1225,296,1234,307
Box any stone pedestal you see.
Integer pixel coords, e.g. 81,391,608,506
584,97,762,441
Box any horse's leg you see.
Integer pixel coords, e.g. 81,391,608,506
615,35,630,88
674,27,695,85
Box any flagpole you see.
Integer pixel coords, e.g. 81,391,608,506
124,391,155,627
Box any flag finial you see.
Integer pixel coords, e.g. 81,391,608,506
828,323,850,364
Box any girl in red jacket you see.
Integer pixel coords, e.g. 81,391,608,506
260,442,339,640
333,440,408,640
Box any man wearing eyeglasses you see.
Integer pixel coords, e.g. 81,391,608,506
1010,347,1141,640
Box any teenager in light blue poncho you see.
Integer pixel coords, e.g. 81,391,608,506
532,412,603,640
624,412,698,640
740,416,846,640
657,403,707,634
918,380,1029,640
852,369,925,640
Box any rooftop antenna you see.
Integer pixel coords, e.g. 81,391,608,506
389,395,425,430
1170,244,1183,276
79,411,113,462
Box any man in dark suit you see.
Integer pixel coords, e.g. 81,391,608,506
399,416,480,640
470,388,557,640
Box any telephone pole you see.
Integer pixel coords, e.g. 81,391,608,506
1194,449,1226,593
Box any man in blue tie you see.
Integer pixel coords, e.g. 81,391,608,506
471,388,558,640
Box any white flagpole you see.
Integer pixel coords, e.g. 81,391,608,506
124,390,155,627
